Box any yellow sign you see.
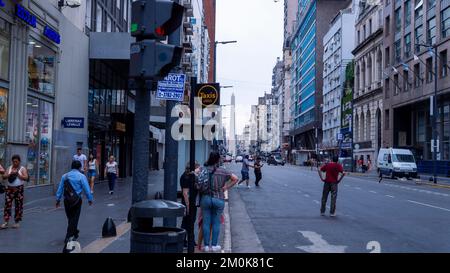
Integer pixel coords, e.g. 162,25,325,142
195,84,220,108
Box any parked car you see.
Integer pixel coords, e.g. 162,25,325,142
267,155,285,166
377,148,418,179
235,155,244,163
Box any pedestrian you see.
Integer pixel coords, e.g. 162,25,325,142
180,161,200,248
56,160,93,250
73,148,87,175
104,155,119,195
253,157,264,187
87,153,98,194
1,155,29,229
318,156,345,217
196,151,239,252
238,155,251,188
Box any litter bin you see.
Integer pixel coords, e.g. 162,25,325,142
130,200,186,253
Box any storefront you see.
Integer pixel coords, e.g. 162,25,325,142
0,16,9,169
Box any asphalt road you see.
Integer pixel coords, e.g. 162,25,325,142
225,163,450,253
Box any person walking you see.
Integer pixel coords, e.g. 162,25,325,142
73,148,87,175
87,153,98,194
254,157,264,187
318,156,345,217
1,155,29,229
104,155,119,195
237,155,251,188
180,161,200,248
196,151,239,252
56,161,93,249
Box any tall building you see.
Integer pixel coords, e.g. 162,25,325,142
352,1,384,167
229,93,236,156
271,58,284,152
203,0,216,82
383,0,450,174
322,1,358,155
290,0,351,158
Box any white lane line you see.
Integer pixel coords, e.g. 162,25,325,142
369,191,377,194
304,194,310,198
313,200,320,204
354,187,362,190
385,195,395,198
407,200,450,212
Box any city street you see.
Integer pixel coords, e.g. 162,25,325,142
225,163,450,253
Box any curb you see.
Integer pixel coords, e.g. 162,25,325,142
415,181,450,189
223,199,232,253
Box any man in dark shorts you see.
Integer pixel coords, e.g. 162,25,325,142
318,156,345,217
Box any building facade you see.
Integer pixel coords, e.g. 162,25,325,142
322,1,358,154
352,1,384,167
203,0,216,82
290,0,351,157
383,0,450,175
271,57,284,152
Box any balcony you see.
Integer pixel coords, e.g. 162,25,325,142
183,17,193,36
183,35,193,53
183,0,193,17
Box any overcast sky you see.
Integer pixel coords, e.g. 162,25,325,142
215,0,284,136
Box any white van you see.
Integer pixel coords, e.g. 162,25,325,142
377,148,418,179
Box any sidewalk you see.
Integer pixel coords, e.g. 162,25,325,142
0,170,230,253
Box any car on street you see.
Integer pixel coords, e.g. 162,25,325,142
267,155,285,166
224,155,233,163
235,155,243,163
377,148,418,179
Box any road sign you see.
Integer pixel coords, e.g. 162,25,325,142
156,73,186,101
337,133,343,141
62,117,84,128
195,83,220,108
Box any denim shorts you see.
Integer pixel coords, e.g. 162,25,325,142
241,170,249,180
87,169,97,178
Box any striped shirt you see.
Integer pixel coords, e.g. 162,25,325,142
203,166,232,200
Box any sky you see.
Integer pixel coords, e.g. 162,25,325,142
215,0,284,136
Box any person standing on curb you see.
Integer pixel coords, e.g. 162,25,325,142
318,156,345,217
104,155,119,195
238,155,251,188
197,151,239,253
180,161,200,248
56,160,93,249
73,148,87,175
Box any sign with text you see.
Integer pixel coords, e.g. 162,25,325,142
62,117,84,129
156,73,186,101
16,4,37,28
195,83,220,108
44,26,61,44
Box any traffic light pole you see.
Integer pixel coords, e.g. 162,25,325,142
163,0,182,227
187,76,197,253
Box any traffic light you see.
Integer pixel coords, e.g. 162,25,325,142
131,0,184,40
130,40,183,79
130,0,184,80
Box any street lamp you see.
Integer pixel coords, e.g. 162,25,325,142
416,42,438,184
214,40,237,83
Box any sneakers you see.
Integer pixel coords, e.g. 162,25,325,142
320,212,325,216
330,213,337,217
109,191,114,195
12,222,20,229
212,245,222,252
0,222,8,229
203,246,211,252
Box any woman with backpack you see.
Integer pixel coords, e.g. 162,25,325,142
196,151,239,252
1,155,29,229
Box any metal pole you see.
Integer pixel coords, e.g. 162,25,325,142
214,41,217,82
433,45,438,183
163,0,182,227
132,80,150,204
187,76,197,253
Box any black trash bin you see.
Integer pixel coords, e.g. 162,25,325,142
130,200,186,253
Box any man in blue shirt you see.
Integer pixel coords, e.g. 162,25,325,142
56,161,93,245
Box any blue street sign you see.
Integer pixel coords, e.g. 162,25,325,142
156,73,186,101
0,0,5,8
16,4,37,28
44,26,61,44
62,117,84,128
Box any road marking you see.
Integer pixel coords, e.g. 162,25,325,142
313,200,320,204
407,200,450,212
304,194,310,198
369,191,377,194
355,187,361,190
107,204,115,207
385,195,395,198
82,221,131,253
296,231,347,253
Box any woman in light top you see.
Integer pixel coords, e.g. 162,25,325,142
87,153,98,194
104,155,119,195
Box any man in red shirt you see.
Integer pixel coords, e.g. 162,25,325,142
318,156,345,217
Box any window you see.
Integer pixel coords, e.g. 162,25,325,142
86,0,92,29
415,24,423,52
394,40,401,63
405,0,411,27
0,18,10,81
385,79,390,98
394,74,400,95
428,0,436,8
426,57,433,83
363,25,366,40
369,19,372,35
440,50,448,78
395,8,402,34
107,16,112,32
442,6,450,38
385,109,390,130
414,63,421,87
427,17,436,45
28,39,56,96
415,0,423,18
404,70,410,92
116,0,121,10
404,33,411,58
385,16,391,36
358,30,360,43
385,46,390,67
96,4,103,32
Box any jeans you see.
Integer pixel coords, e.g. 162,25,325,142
107,173,117,191
321,182,338,214
200,196,225,247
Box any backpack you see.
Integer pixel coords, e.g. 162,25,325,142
196,167,216,195
63,176,80,208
